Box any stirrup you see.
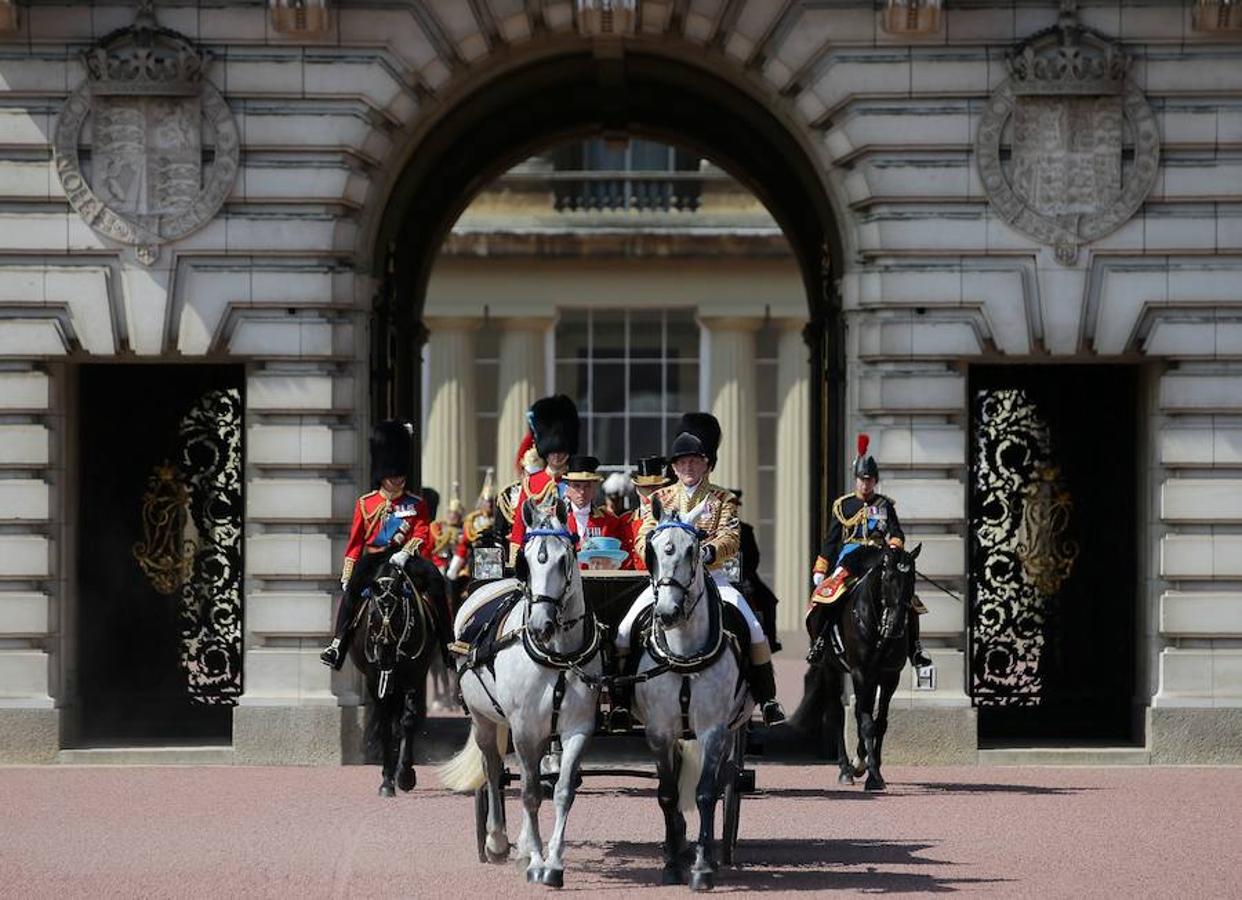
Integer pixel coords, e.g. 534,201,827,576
320,639,344,671
761,700,787,726
910,644,933,669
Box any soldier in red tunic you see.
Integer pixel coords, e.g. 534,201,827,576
506,394,579,565
624,456,673,571
319,421,436,670
561,455,632,567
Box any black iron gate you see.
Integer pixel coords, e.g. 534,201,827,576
75,364,243,745
969,365,1139,743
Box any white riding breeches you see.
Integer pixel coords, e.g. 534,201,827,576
614,570,766,651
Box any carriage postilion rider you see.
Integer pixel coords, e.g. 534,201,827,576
507,394,579,567
561,454,632,568
320,421,437,670
808,433,932,669
611,413,788,729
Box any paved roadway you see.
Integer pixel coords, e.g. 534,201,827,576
3,762,1240,897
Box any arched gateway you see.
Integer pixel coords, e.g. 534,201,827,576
1,1,1239,765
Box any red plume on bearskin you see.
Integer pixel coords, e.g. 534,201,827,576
515,431,535,475
857,433,870,458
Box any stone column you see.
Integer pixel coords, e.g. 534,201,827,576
421,318,478,503
702,317,760,508
495,318,550,481
773,320,811,639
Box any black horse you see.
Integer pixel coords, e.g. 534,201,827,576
347,550,446,796
804,542,921,791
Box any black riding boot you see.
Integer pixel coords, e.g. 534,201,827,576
908,608,933,669
320,590,359,671
750,661,787,726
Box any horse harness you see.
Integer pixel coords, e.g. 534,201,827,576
360,566,433,700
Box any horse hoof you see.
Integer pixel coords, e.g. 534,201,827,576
689,870,715,892
864,777,886,792
540,868,564,888
661,865,685,886
378,782,396,798
397,768,416,792
526,866,542,884
485,847,510,865
838,771,855,786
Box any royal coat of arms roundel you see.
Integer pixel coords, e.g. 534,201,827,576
52,3,239,265
975,6,1159,265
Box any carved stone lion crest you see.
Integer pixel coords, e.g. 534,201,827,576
975,4,1159,265
52,2,239,265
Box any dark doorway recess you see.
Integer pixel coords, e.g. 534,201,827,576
74,364,243,746
371,49,846,534
969,365,1139,744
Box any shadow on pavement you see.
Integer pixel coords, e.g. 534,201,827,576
584,837,1009,893
911,781,1096,797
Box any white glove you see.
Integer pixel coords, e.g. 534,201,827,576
389,549,411,569
446,555,464,581
340,574,350,591
812,572,825,586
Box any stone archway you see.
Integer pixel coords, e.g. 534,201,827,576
365,42,851,533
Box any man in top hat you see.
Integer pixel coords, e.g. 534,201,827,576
507,394,580,565
561,455,631,567
320,420,436,670
808,433,931,669
429,482,465,575
447,468,500,582
626,456,672,571
611,413,787,728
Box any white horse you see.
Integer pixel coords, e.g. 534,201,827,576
635,497,754,891
438,498,602,888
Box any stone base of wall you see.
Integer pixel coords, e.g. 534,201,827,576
1149,707,1242,764
233,705,364,766
0,708,60,763
880,706,978,765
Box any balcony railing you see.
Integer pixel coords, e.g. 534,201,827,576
498,169,734,213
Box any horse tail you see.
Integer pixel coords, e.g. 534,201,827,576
436,721,508,793
676,738,702,813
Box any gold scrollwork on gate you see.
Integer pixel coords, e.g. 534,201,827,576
1015,465,1079,597
132,462,195,595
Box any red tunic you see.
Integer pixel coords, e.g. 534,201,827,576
506,468,563,560
624,506,648,570
340,489,432,583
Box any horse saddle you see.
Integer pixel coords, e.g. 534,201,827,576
450,578,523,671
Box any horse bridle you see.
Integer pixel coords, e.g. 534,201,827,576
522,526,585,632
366,566,427,666
877,550,914,641
650,520,704,624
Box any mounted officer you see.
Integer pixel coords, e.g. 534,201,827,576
808,433,932,669
506,394,579,566
320,421,437,670
611,413,787,728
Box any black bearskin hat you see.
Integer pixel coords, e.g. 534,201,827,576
669,412,722,468
853,433,879,480
528,395,580,458
371,420,413,487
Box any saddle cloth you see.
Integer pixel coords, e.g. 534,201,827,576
450,578,523,662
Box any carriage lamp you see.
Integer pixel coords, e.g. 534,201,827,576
882,0,943,35
473,546,505,582
270,0,331,35
913,662,937,691
1193,0,1242,32
576,0,638,36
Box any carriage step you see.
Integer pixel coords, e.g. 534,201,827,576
978,746,1151,766
57,746,235,766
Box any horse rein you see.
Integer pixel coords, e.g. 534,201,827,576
649,520,705,622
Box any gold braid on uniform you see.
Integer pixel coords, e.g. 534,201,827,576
832,494,869,543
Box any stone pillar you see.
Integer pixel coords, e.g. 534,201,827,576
702,317,760,507
773,320,811,639
495,318,550,481
421,318,478,503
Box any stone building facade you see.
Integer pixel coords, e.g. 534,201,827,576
1,0,1240,764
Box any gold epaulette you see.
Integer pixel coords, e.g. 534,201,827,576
497,481,521,520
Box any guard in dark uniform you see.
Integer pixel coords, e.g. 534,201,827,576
808,434,931,668
319,421,438,670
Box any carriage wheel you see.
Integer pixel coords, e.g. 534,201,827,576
474,786,489,863
721,728,746,865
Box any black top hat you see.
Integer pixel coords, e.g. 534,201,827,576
528,395,580,458
371,420,413,487
562,455,603,482
669,412,722,468
633,455,672,487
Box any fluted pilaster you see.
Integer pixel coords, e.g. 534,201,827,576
774,320,811,637
703,317,760,507
422,317,478,502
